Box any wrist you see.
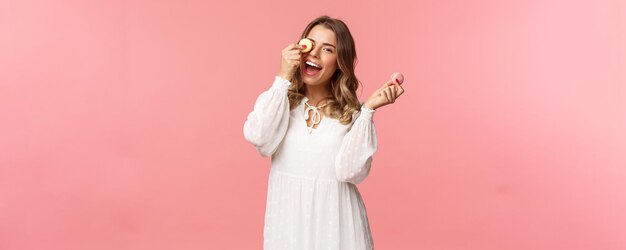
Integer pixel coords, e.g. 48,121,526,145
277,72,292,82
363,101,377,110
359,104,376,120
273,75,292,88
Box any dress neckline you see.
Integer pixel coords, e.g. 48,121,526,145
301,97,327,133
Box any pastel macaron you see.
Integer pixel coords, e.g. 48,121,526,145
298,38,314,53
391,72,404,85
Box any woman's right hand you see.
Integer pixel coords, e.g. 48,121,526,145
278,43,305,82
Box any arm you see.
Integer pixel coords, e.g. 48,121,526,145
334,106,378,184
243,76,291,157
335,75,405,183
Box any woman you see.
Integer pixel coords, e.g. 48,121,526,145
243,15,405,250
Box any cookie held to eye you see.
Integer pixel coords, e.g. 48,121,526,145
298,38,314,53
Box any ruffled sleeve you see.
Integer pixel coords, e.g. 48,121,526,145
334,105,378,184
243,76,292,157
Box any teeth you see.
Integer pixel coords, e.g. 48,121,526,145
306,61,322,69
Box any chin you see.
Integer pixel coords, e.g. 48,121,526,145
303,78,322,86
302,72,331,86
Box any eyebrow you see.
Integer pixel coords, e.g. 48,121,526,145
307,38,336,49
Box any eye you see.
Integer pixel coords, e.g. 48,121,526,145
323,47,334,53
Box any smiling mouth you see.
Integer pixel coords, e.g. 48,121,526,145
304,61,322,76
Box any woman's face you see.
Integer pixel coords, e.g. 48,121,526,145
300,25,338,88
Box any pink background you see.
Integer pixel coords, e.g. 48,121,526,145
1,0,625,249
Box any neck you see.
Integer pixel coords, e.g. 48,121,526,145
304,83,332,106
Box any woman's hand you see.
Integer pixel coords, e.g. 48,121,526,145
278,43,305,82
363,80,405,110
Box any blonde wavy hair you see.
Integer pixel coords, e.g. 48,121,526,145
288,15,362,125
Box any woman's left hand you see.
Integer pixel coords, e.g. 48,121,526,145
363,80,405,110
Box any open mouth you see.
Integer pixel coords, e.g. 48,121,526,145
304,61,322,76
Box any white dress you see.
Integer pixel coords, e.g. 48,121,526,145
243,76,378,250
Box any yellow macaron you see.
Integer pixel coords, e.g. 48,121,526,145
298,38,314,53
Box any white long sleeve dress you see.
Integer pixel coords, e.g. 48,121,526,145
243,76,378,250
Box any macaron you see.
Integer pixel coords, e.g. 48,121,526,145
298,38,314,53
391,72,404,85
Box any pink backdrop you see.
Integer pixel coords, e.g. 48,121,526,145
1,0,625,249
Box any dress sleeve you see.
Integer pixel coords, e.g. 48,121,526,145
334,105,378,184
243,76,292,157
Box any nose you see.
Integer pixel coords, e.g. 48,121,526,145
309,45,321,58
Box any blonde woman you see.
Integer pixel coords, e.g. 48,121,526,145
243,15,405,250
